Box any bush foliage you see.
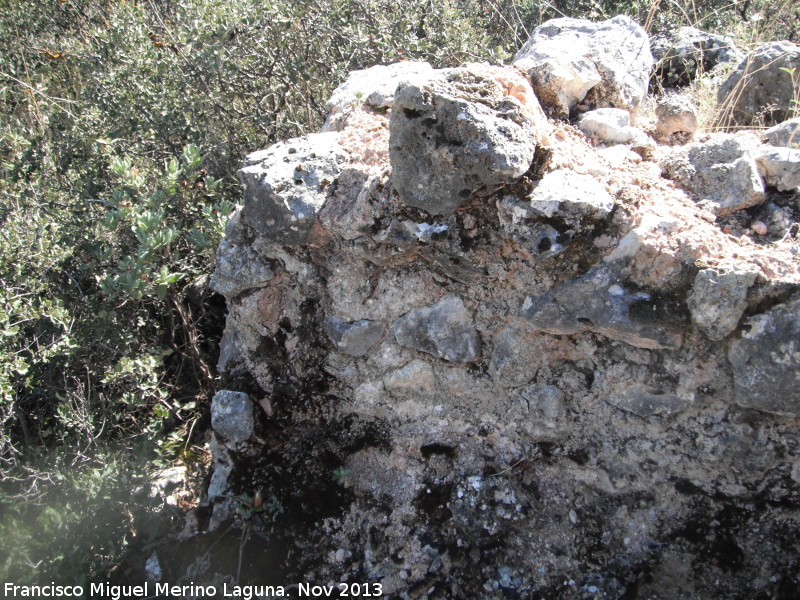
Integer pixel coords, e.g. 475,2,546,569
0,0,795,586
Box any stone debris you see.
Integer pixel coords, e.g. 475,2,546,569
522,265,683,350
199,20,800,599
513,15,652,118
717,41,800,126
606,384,690,418
528,169,615,222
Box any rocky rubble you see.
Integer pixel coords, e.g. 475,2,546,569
188,16,800,600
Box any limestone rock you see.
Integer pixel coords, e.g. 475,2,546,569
577,108,641,144
324,316,384,357
518,384,566,425
655,95,699,138
392,295,481,362
660,134,765,216
651,27,742,88
384,359,437,397
763,117,800,148
217,326,245,376
717,42,800,127
496,170,612,258
729,297,800,417
528,169,614,222
389,63,544,215
210,238,274,298
497,196,570,258
754,146,800,191
607,384,690,418
323,61,435,131
687,268,757,341
522,266,682,350
513,15,652,118
211,390,255,443
239,132,348,244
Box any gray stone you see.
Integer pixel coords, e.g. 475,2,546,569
513,15,652,118
489,326,541,387
145,552,162,583
392,295,481,362
210,238,274,298
518,384,566,423
238,132,348,244
655,96,699,138
754,146,800,191
497,196,570,258
211,390,254,443
522,266,682,350
217,326,246,376
323,61,435,131
206,437,236,531
577,108,640,144
717,42,800,127
607,384,689,418
651,27,743,88
384,359,437,397
763,117,800,148
209,208,276,299
729,296,800,417
324,316,384,357
660,134,765,216
687,268,757,341
389,63,544,216
528,169,615,222
496,171,612,258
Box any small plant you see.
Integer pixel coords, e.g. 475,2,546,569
332,467,351,483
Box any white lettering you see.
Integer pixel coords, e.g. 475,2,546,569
297,583,336,597
223,584,284,598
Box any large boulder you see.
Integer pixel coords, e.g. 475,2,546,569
389,63,546,216
717,42,800,127
729,296,800,417
660,134,765,216
512,15,652,118
651,26,742,88
238,132,349,244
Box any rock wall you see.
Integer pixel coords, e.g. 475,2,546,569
201,18,800,600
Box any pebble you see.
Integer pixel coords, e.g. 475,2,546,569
751,220,768,236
